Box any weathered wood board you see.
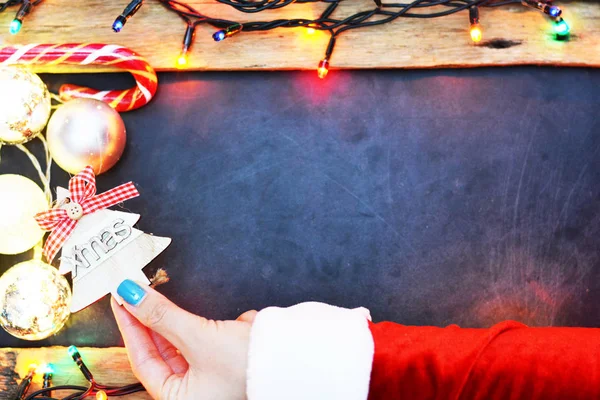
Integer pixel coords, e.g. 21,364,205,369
0,347,151,399
0,0,598,73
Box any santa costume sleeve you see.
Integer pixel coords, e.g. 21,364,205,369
246,302,600,400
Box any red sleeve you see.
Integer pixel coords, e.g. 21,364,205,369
368,320,600,400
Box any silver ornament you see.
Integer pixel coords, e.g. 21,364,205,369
47,98,126,175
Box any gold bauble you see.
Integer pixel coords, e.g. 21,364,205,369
0,66,52,145
47,98,126,175
0,174,48,255
0,260,71,340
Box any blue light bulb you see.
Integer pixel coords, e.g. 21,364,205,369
113,20,124,32
548,6,561,18
112,16,126,33
9,19,21,35
213,30,226,42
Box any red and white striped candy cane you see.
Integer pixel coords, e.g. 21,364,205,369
0,43,157,112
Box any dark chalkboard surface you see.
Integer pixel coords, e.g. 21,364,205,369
1,68,600,348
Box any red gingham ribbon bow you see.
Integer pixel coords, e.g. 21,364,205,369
35,166,139,263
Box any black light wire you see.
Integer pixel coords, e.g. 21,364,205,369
156,0,501,66
0,0,43,13
110,0,561,71
22,382,146,400
0,0,20,13
128,0,528,39
155,0,529,44
3,0,561,68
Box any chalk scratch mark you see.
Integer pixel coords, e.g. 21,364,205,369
513,128,535,235
554,142,600,231
197,158,290,193
321,172,416,255
386,147,393,204
324,173,395,230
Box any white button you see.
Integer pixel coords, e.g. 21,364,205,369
62,202,83,220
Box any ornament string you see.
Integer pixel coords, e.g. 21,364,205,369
49,92,64,109
14,135,52,204
0,134,52,204
0,71,62,207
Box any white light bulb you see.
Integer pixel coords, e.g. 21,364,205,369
0,174,48,255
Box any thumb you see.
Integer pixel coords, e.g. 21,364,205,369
237,310,258,324
116,279,206,363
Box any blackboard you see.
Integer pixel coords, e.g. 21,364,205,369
1,68,600,348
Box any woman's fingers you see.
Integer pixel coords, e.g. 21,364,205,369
149,330,189,375
116,279,209,364
111,297,176,399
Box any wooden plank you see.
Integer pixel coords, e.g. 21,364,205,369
0,347,150,399
0,0,598,73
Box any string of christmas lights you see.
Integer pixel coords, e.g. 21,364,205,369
1,0,572,77
110,0,571,77
15,346,146,400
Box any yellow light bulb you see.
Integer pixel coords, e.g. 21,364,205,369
177,54,188,69
307,28,315,35
0,174,48,255
470,25,482,43
96,390,108,400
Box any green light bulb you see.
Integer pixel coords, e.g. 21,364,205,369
9,19,21,35
554,19,570,36
68,345,79,358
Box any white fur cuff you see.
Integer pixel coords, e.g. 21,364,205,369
247,302,374,400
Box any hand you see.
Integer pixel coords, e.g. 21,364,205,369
111,280,255,400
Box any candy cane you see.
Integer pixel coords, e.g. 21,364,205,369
0,43,157,112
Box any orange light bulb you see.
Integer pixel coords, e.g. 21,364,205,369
470,24,482,43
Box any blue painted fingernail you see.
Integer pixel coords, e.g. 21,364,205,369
117,279,147,306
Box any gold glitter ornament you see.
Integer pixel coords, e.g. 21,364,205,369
0,66,52,145
0,260,71,340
